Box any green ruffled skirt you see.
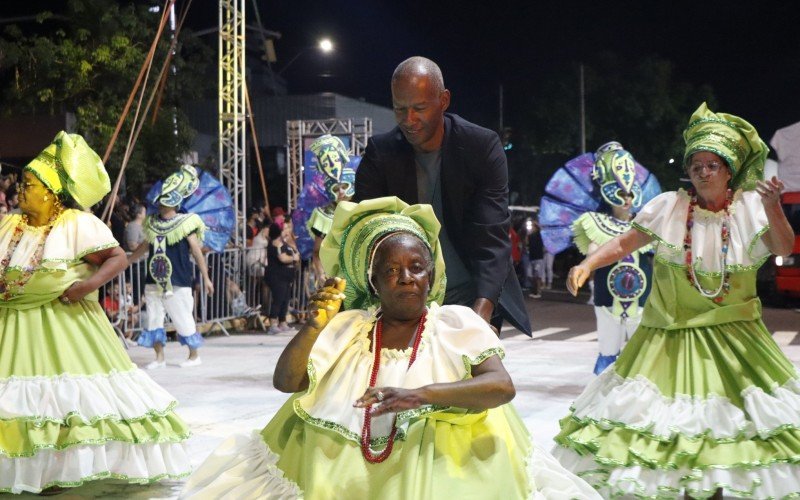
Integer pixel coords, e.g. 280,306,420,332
183,397,601,499
0,295,191,494
554,318,800,499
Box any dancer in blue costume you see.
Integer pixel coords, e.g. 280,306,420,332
554,103,799,498
573,142,656,374
540,141,661,374
129,165,214,369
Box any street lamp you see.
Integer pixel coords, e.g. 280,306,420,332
277,38,334,76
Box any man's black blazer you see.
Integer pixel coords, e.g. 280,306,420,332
354,113,532,334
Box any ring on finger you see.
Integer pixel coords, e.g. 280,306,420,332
375,390,384,402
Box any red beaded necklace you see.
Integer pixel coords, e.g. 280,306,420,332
360,310,427,463
684,188,732,303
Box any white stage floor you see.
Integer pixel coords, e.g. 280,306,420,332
16,330,800,499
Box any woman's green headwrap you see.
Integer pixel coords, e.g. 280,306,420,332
683,102,768,191
24,131,111,208
320,196,446,310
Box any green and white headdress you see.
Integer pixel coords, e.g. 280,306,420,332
683,102,768,191
319,196,446,310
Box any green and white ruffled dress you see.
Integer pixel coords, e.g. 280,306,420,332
183,303,600,499
0,210,191,494
554,189,800,498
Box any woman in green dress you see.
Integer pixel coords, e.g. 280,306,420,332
554,103,798,498
182,196,600,499
0,132,191,494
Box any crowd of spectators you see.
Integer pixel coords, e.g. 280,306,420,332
95,193,302,338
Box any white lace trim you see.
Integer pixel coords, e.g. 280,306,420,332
0,441,190,494
571,371,800,440
0,210,117,271
554,446,800,499
181,431,302,499
632,190,771,271
0,369,179,423
527,439,601,499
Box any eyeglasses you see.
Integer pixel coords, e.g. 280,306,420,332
687,162,724,176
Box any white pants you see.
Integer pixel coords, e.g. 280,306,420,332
594,306,641,357
144,285,198,337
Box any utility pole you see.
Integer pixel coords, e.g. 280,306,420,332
498,83,504,132
579,63,586,154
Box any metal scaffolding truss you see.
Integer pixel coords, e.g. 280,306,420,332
218,0,247,248
285,118,372,209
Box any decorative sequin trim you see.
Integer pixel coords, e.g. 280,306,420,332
0,470,191,494
0,430,192,458
748,224,771,258
653,254,771,274
292,399,406,445
461,347,505,374
630,223,682,252
0,402,179,427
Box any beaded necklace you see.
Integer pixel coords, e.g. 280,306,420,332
0,209,63,301
684,188,732,303
360,310,427,463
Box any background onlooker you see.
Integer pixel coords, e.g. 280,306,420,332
265,222,299,333
125,203,148,306
527,219,544,298
0,174,12,210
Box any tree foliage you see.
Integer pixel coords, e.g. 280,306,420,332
507,52,716,204
0,0,213,197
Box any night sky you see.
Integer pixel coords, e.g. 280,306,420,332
4,0,800,141
196,0,799,141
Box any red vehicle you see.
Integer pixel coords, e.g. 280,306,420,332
775,191,800,298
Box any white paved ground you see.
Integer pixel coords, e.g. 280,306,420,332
16,330,800,499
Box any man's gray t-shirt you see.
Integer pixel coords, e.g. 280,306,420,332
415,150,471,290
124,220,147,261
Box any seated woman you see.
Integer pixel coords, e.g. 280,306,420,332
182,197,598,499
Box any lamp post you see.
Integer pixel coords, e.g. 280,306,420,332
277,38,334,76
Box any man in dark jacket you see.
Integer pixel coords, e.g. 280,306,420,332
353,56,531,335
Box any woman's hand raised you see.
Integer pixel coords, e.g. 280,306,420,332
756,176,784,209
307,277,346,331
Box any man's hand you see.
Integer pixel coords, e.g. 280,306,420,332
472,298,495,332
203,276,215,296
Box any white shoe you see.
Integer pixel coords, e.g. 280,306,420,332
179,357,202,368
146,360,166,370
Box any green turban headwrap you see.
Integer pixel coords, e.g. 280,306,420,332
683,102,768,191
320,196,446,310
24,131,111,209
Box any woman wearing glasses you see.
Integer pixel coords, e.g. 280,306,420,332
554,103,798,499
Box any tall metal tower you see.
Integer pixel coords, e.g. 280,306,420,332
218,0,247,247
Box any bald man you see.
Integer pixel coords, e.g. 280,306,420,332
354,56,531,335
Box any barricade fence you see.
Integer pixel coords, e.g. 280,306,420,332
101,247,312,345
